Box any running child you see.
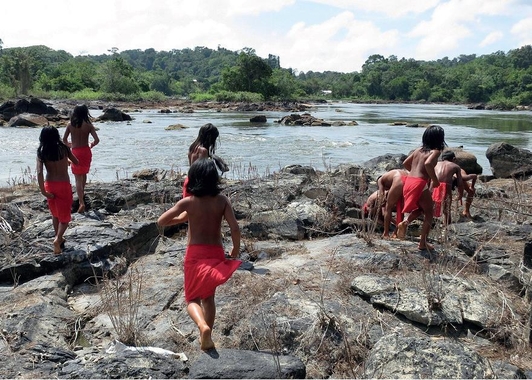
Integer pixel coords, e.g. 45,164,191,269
37,126,79,255
62,104,100,213
158,158,241,351
396,125,446,250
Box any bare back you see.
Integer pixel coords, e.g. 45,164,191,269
64,121,98,148
403,148,440,186
188,145,209,165
435,161,461,185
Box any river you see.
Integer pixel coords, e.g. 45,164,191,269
1,102,531,186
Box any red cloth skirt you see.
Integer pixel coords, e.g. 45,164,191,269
71,146,92,175
184,244,242,303
182,176,192,198
432,182,449,217
45,181,73,223
402,176,428,213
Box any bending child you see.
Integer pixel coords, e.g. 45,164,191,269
63,104,100,213
433,150,464,226
158,158,241,351
396,125,446,250
378,169,408,238
37,126,79,255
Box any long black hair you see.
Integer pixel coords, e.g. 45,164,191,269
186,158,221,197
422,125,446,151
70,104,92,128
188,123,220,155
37,126,69,162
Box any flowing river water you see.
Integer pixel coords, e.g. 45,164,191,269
1,102,531,186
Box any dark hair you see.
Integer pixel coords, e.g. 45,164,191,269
37,126,69,162
189,123,220,155
441,150,456,161
70,104,92,128
186,158,221,197
421,125,446,151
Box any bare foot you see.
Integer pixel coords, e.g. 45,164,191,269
462,212,472,219
396,221,408,239
60,238,66,250
199,327,215,351
418,243,434,251
53,239,62,255
77,204,86,213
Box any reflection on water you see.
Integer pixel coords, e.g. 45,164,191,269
1,103,531,185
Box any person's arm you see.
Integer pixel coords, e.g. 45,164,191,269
158,199,187,226
223,197,240,259
454,166,464,200
62,125,71,147
403,153,414,171
425,149,441,188
67,147,79,166
36,158,54,199
89,124,100,148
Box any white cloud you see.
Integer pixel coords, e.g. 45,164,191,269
511,17,532,46
308,0,441,17
409,0,517,59
262,11,399,72
480,31,504,47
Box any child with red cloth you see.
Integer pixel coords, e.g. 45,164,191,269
396,125,446,250
62,104,99,213
37,126,79,255
158,158,241,351
433,150,464,226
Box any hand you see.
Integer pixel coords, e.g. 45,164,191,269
229,247,239,259
42,191,55,199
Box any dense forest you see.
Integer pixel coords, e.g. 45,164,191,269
0,38,531,109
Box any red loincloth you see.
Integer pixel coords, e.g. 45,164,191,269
432,182,449,218
44,181,73,223
402,176,428,213
184,244,242,303
362,202,369,218
71,146,92,175
182,176,192,198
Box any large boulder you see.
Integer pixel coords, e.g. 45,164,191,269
7,113,49,127
96,107,132,122
486,142,532,178
444,147,483,174
14,97,58,115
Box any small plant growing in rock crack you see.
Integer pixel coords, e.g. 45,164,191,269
91,261,146,346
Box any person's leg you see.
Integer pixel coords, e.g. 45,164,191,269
418,189,434,250
52,216,59,236
396,208,422,239
53,222,69,254
383,185,401,238
75,174,85,213
202,295,216,329
187,299,215,350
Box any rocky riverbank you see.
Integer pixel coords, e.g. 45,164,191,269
1,157,532,378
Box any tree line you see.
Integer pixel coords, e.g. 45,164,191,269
0,38,531,109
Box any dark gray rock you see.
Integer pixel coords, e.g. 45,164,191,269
189,348,305,379
486,142,532,178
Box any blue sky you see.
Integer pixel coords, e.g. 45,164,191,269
1,0,531,73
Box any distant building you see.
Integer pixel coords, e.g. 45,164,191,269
321,90,332,95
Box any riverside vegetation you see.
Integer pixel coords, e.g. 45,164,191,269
0,41,531,110
0,153,532,378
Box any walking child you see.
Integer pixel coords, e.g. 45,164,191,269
396,125,446,250
158,158,241,351
37,126,79,255
62,104,100,213
184,123,228,198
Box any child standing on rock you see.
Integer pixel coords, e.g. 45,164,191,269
37,126,79,255
158,158,241,351
396,125,446,250
62,104,100,213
